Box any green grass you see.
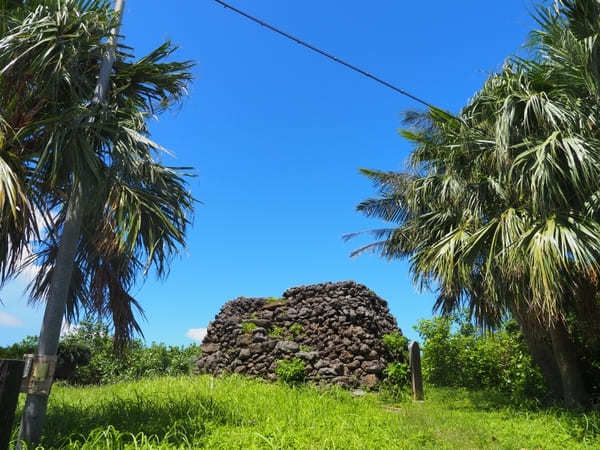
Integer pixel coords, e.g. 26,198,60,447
10,375,600,449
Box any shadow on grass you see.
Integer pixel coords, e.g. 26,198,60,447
425,385,558,410
29,391,242,448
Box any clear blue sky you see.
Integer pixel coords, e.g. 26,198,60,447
0,0,536,346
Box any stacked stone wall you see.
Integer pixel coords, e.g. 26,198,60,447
196,281,402,387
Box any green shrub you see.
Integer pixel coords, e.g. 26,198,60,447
266,296,283,304
275,358,306,384
241,322,258,334
415,312,546,403
381,361,411,401
380,331,410,399
0,334,37,359
382,331,408,360
269,326,284,338
0,335,92,383
299,345,311,352
384,361,410,386
0,319,201,385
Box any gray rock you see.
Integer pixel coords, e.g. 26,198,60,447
296,351,319,361
318,367,337,377
239,349,251,360
201,343,219,353
249,341,275,354
314,359,328,370
362,361,383,374
236,335,253,346
275,341,299,354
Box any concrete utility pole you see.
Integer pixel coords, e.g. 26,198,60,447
17,1,126,447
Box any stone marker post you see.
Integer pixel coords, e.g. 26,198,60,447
408,341,424,401
0,359,25,450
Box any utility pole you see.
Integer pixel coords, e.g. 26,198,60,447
17,1,126,447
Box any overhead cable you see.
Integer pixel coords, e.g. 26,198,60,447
212,0,452,113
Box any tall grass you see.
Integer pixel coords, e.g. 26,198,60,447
10,375,600,449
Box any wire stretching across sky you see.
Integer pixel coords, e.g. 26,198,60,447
211,0,445,112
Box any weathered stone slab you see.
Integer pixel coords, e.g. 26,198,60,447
409,341,424,401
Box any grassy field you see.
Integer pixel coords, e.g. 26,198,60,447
9,375,600,449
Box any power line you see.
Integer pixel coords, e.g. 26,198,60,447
211,0,448,112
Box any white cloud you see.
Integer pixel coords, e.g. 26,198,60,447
60,319,80,337
0,311,24,328
186,328,207,343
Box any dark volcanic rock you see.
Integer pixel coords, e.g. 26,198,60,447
195,281,403,388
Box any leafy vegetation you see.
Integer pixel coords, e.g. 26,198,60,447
0,320,200,385
275,358,307,384
241,322,258,334
416,313,546,405
382,331,408,360
289,323,304,337
268,326,284,338
9,375,600,449
381,331,410,399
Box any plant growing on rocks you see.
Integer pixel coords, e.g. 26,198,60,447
269,326,284,338
241,322,258,334
289,323,304,337
276,358,306,384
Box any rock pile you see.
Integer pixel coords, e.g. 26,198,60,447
195,281,402,387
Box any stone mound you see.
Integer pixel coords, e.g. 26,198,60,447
196,281,402,387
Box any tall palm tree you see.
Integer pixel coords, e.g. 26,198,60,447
350,0,600,407
0,0,194,444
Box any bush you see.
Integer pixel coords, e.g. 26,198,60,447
380,331,410,400
0,335,92,382
0,319,202,385
415,312,546,403
382,331,408,360
384,361,410,386
275,358,306,384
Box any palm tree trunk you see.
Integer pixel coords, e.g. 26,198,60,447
512,306,563,398
17,2,125,446
17,186,83,446
549,320,588,408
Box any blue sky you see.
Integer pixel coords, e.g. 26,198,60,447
0,0,536,346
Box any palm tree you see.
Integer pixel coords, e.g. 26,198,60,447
0,0,194,444
349,0,600,407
